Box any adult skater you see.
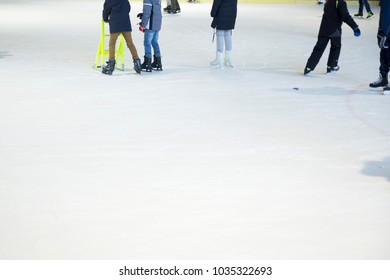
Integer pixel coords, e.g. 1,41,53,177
304,0,360,75
369,0,390,94
137,0,163,72
102,0,142,75
210,0,237,68
354,0,374,19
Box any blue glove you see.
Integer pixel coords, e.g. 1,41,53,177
354,27,361,37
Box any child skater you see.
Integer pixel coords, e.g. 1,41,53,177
304,0,361,75
137,0,163,72
210,0,237,68
102,0,142,75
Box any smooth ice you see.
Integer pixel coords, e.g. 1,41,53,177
0,0,389,259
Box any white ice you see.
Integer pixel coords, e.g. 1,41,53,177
0,0,389,259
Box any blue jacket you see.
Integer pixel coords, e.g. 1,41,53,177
379,0,390,37
141,0,162,31
103,0,132,33
210,0,237,30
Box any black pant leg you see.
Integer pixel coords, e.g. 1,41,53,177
327,36,341,68
379,48,390,77
306,37,329,70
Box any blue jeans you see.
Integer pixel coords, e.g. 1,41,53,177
144,30,160,58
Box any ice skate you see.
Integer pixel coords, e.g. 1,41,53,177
102,59,116,75
383,86,390,95
224,51,233,67
133,58,142,74
326,65,340,73
141,56,152,72
210,51,224,68
369,73,388,89
366,12,374,19
304,67,312,75
151,55,163,71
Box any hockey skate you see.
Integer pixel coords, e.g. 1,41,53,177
326,65,340,73
141,56,152,72
369,73,388,89
151,55,163,71
133,58,142,74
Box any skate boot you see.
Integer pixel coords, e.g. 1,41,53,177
354,13,363,17
163,5,171,13
151,55,163,71
141,56,152,72
327,65,340,73
304,67,312,75
369,73,388,89
210,51,224,68
224,50,233,67
102,59,116,75
133,58,142,74
366,12,374,19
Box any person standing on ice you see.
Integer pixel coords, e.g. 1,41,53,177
354,0,374,19
304,0,360,75
102,0,142,75
137,0,163,72
369,0,390,94
210,0,237,68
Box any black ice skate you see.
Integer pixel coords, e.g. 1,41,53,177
304,67,312,75
383,86,390,95
102,59,116,75
151,55,163,71
141,56,152,72
133,58,142,74
326,65,340,73
369,73,388,89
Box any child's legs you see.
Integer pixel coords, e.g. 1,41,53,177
109,33,120,60
144,30,154,58
122,31,139,60
151,31,161,57
327,36,341,67
224,30,232,52
362,0,372,13
358,0,363,13
216,30,225,53
306,37,329,70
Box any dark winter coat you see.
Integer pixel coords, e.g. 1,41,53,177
210,0,237,30
141,0,162,32
103,0,132,33
379,0,390,38
318,0,358,37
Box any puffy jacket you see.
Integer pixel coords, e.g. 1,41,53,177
103,0,132,33
141,0,162,31
210,0,237,30
318,0,358,37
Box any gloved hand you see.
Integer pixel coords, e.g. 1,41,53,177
137,13,143,19
139,24,145,32
211,18,216,29
377,30,388,49
353,27,361,37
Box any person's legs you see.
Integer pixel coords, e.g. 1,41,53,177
304,37,329,73
109,32,120,60
122,31,139,60
327,36,341,68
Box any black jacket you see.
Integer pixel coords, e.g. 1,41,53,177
318,0,358,37
103,0,132,33
210,0,237,30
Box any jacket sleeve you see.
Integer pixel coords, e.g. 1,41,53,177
338,1,358,30
141,0,153,28
210,0,222,17
102,0,111,21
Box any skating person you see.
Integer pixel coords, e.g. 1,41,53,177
163,0,181,14
102,0,142,75
354,0,374,19
138,0,163,72
210,0,237,68
304,0,360,75
369,0,390,94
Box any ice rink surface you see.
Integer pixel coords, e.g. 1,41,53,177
0,0,389,259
